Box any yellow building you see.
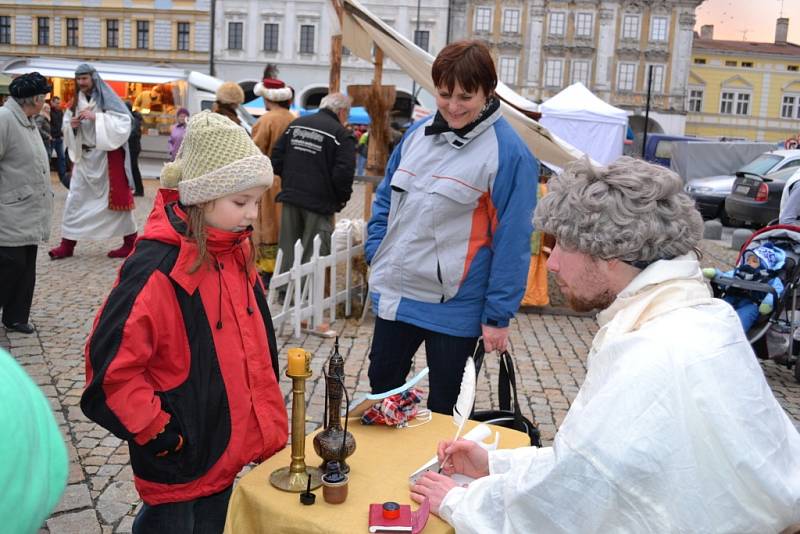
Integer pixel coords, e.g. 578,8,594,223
686,18,800,143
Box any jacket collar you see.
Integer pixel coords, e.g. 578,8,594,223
4,98,36,129
319,107,340,123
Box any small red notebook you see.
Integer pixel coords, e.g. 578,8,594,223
368,503,412,532
368,499,430,534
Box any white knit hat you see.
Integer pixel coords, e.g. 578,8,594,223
160,111,273,205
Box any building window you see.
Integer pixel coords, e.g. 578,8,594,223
646,64,665,92
106,19,119,48
725,60,737,67
720,91,750,115
136,20,149,49
66,18,79,47
741,61,753,68
475,7,492,32
548,12,566,36
499,57,518,85
694,58,706,64
177,22,190,51
501,9,520,33
575,13,593,38
617,62,636,91
227,21,243,50
736,92,750,115
781,95,797,118
649,16,668,42
299,24,314,54
263,23,279,52
37,17,49,46
414,30,429,52
622,15,639,40
0,16,10,45
544,59,563,88
688,89,703,112
789,65,799,72
342,46,350,56
571,60,591,86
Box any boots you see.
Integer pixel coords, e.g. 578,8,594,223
107,232,137,258
48,238,77,260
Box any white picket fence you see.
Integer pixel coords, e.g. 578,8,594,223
267,222,367,338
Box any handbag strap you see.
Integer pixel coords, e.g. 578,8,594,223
499,351,526,431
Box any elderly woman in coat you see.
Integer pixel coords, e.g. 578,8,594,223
0,72,54,334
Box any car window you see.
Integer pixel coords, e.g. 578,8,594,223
777,159,800,171
654,140,673,159
739,154,783,175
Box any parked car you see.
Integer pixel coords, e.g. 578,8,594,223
685,149,800,224
724,166,800,227
644,133,711,168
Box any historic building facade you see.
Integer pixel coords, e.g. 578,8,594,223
449,0,703,135
686,19,800,143
212,0,450,110
0,1,210,70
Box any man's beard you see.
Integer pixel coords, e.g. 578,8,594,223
565,288,615,313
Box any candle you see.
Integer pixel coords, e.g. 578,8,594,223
287,348,310,377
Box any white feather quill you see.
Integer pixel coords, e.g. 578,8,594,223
451,356,476,441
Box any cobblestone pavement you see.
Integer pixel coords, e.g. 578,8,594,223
3,177,799,533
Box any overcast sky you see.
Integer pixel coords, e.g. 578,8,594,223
695,0,800,43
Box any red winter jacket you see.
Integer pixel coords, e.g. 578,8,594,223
81,189,288,505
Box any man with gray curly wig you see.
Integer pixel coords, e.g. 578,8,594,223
413,157,800,533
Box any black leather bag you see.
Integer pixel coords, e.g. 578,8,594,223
471,347,542,447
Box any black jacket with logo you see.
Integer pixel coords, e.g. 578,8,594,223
271,108,356,215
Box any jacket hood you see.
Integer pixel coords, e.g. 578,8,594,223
141,189,256,294
746,242,785,271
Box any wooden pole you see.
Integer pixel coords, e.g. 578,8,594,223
362,47,393,221
329,0,343,93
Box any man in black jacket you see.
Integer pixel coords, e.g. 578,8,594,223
271,92,355,271
125,101,144,196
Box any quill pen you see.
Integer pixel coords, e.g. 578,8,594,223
438,356,476,473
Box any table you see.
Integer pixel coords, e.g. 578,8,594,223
224,414,530,533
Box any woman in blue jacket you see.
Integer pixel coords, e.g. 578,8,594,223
365,40,538,413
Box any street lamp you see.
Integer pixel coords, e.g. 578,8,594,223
411,0,421,103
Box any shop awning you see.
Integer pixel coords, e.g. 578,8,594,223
3,58,187,85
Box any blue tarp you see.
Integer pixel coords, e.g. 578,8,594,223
244,97,371,125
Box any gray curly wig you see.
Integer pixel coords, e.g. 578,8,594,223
533,156,703,264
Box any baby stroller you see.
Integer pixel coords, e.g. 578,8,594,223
709,223,800,382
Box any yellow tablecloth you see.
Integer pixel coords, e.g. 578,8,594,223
224,414,530,533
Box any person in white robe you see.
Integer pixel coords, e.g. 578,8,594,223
411,156,800,533
49,63,137,260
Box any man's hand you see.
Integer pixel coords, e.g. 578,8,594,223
410,471,458,515
79,109,96,121
437,439,490,479
69,116,81,128
481,324,508,353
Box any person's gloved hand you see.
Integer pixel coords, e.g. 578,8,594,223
142,416,184,457
759,302,773,315
702,268,717,279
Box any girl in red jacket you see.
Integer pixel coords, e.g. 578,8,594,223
81,111,288,533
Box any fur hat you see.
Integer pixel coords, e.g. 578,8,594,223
216,81,245,105
160,111,273,205
10,72,52,98
253,78,293,103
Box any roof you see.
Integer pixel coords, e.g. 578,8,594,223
2,58,188,84
693,38,800,58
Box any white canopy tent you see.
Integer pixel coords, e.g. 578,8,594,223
539,83,628,165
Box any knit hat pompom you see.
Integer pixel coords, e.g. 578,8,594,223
159,110,273,205
216,81,245,105
160,160,183,188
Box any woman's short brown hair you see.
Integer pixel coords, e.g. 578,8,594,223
431,40,497,96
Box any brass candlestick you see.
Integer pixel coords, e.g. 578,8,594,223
270,348,323,492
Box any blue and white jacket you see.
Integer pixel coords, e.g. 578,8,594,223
365,107,538,337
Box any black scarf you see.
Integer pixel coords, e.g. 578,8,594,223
424,97,500,137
